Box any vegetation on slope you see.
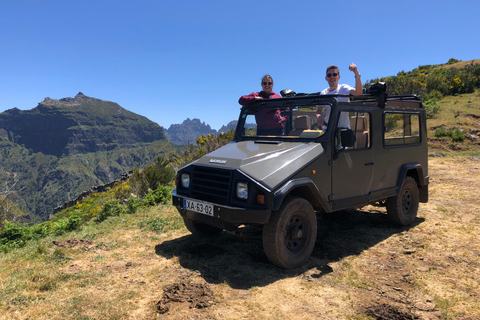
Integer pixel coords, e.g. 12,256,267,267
0,131,235,252
0,138,174,222
366,58,480,98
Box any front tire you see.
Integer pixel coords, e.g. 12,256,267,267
262,197,317,269
386,176,419,225
183,218,223,236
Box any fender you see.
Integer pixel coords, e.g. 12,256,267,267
272,177,331,212
397,163,429,202
398,163,428,187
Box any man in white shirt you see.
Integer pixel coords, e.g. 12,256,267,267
317,63,363,128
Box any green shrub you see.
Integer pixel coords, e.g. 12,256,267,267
113,183,132,200
424,100,442,119
450,128,465,142
141,186,172,207
0,221,24,246
127,196,141,214
129,167,149,197
0,221,40,252
128,156,175,197
435,127,449,138
52,211,84,235
434,127,465,142
95,199,126,222
143,156,176,191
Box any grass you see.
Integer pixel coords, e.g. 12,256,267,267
0,203,184,319
427,89,480,154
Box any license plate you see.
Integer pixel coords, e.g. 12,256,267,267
183,199,214,217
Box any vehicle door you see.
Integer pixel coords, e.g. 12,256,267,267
331,110,374,208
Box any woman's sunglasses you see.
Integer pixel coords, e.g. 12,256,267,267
262,82,273,86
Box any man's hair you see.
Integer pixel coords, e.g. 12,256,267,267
326,65,339,74
261,74,273,82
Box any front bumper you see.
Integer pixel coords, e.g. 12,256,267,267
172,190,271,227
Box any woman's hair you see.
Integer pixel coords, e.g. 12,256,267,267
261,74,273,83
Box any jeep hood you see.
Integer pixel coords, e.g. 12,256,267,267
195,140,324,189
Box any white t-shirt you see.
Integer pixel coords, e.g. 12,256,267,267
319,84,353,128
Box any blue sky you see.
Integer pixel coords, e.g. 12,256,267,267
1,0,478,130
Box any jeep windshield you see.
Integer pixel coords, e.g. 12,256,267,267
235,96,340,140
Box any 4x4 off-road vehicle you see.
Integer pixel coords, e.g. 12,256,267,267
172,84,429,269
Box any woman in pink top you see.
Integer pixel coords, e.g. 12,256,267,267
238,74,285,135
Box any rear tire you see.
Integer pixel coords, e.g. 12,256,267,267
386,176,419,226
262,197,317,269
183,218,222,236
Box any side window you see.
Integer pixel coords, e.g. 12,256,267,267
384,112,420,146
336,111,371,150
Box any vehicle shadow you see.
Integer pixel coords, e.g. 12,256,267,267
154,208,424,290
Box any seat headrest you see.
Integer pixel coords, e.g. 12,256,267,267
350,116,367,131
294,115,310,130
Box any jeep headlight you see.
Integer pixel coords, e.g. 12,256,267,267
181,173,190,188
236,182,248,200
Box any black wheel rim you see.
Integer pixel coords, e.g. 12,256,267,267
402,187,414,216
284,213,308,254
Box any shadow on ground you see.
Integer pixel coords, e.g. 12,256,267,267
155,208,424,289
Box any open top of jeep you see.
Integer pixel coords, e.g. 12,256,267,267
172,86,429,269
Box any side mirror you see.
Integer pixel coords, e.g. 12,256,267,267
340,128,356,148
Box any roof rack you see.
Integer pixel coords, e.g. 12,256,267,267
387,94,422,102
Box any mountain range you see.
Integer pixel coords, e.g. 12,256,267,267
165,119,238,145
0,93,175,222
0,92,167,157
0,92,236,222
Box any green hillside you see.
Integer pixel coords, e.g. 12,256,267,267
364,58,480,155
366,58,479,97
0,93,173,222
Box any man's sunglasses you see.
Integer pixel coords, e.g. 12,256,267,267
262,82,273,85
326,73,338,78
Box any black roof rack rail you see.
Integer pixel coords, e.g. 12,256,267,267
387,95,422,102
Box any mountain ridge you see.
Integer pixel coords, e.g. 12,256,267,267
0,93,173,222
0,92,166,157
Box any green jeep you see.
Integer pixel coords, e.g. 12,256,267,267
172,85,429,269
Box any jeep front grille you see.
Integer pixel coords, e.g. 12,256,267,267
190,165,232,205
